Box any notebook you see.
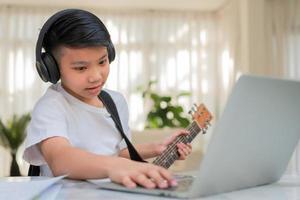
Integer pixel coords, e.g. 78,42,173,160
97,74,300,198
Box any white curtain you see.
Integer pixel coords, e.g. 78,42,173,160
265,0,300,78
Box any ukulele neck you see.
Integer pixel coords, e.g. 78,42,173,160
152,121,203,168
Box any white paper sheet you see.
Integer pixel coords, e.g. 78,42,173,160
0,175,66,200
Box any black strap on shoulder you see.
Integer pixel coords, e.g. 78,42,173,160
99,90,145,162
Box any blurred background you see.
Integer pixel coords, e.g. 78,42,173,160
0,0,299,177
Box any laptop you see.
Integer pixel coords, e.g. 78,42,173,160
96,74,300,198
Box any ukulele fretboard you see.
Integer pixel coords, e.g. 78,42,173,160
152,121,203,168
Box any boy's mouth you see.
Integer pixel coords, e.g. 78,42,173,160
85,84,102,94
87,85,101,90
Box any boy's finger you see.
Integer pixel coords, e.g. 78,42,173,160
121,176,137,188
178,149,186,160
157,167,177,187
175,129,190,136
132,174,155,189
147,170,168,188
177,143,192,159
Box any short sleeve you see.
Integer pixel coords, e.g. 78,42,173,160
23,95,70,166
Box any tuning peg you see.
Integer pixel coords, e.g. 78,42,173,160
206,121,211,126
193,103,198,109
191,104,197,113
188,110,194,118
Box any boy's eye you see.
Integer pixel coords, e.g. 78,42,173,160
74,66,87,71
99,58,107,65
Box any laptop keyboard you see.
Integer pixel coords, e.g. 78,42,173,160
165,175,194,192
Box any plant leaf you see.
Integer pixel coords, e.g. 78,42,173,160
0,113,31,151
0,119,10,148
176,91,191,99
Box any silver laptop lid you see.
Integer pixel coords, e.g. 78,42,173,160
191,74,300,197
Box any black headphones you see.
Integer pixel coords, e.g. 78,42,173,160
35,9,115,84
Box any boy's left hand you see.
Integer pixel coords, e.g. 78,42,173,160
156,130,192,160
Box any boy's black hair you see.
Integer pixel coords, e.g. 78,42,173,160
43,9,110,55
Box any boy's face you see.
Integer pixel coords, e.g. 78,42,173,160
58,46,110,105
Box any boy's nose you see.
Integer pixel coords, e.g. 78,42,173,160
88,67,102,83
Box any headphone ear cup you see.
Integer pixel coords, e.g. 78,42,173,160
107,41,115,63
36,56,50,82
42,52,60,84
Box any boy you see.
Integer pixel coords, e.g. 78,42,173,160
23,9,192,189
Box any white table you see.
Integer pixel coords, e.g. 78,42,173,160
55,175,300,200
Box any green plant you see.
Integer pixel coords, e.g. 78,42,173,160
0,113,31,176
140,80,191,129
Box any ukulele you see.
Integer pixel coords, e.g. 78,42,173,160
152,103,213,168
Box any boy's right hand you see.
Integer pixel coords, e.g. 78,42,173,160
107,157,177,189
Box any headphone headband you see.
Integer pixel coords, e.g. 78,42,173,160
35,9,75,67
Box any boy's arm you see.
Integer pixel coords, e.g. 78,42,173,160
119,143,160,159
119,129,192,160
40,136,177,188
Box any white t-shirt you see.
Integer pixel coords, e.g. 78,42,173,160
23,83,130,176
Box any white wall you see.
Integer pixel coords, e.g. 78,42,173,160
0,0,227,11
